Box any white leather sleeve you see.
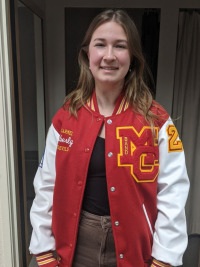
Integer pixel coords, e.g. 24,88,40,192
151,118,190,266
29,124,59,254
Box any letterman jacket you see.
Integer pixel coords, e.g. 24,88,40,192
29,92,189,267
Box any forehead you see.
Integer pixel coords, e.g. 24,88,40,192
91,21,127,41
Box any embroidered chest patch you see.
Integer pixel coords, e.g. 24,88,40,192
166,124,183,152
57,128,74,152
39,149,45,168
116,126,159,183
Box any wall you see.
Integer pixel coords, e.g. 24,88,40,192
16,1,46,265
21,0,45,12
31,0,44,10
18,6,38,151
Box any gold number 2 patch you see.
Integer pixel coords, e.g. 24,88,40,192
166,125,183,152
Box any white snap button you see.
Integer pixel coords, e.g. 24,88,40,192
119,254,124,259
115,221,119,226
110,187,115,192
108,152,113,157
107,119,112,124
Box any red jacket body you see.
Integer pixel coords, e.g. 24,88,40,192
29,93,189,267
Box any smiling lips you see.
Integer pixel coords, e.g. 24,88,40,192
100,66,119,70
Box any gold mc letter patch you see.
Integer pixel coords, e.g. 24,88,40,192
116,127,159,183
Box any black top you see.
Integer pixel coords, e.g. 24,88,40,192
82,136,110,215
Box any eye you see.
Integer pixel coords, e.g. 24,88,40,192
115,45,127,49
94,43,105,47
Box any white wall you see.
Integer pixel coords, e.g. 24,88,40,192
44,0,200,125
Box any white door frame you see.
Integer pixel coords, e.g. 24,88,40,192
0,0,21,266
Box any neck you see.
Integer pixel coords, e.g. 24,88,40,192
95,83,124,117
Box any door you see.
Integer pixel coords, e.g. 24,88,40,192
10,0,46,265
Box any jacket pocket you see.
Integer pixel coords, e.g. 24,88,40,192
142,204,154,237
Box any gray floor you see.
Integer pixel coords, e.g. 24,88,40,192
29,256,37,267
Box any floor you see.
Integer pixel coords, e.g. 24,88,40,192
29,256,37,267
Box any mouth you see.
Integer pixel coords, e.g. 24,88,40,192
100,66,119,70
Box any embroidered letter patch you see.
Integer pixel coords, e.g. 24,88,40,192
39,149,45,168
166,124,183,152
116,127,159,183
57,128,74,152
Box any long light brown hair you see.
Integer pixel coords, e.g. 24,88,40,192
64,9,160,128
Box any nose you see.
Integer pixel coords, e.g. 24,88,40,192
103,46,116,61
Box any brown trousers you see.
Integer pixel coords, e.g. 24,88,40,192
72,211,117,267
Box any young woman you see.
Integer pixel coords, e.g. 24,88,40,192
29,9,189,267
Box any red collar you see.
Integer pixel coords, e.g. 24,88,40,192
86,90,129,115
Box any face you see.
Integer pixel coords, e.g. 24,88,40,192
88,21,131,88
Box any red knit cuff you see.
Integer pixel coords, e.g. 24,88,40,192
35,251,58,266
151,259,171,267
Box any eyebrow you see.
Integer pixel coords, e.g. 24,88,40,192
93,38,128,43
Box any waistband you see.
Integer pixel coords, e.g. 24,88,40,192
80,210,112,229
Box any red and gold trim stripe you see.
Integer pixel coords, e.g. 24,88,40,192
86,91,129,115
116,96,126,114
124,101,129,111
151,259,171,267
36,252,58,266
86,98,95,111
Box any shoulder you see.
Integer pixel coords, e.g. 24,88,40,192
150,101,170,129
150,101,169,117
52,106,70,133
